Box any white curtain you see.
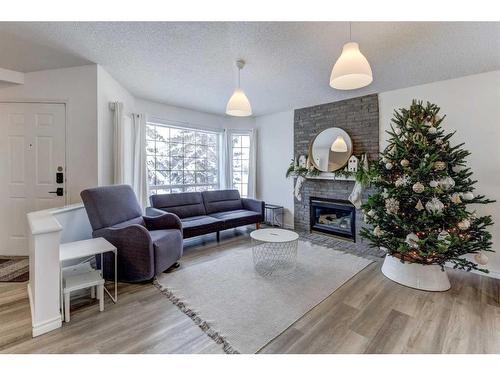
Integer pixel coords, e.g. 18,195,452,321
112,102,125,184
131,113,149,209
112,101,149,209
220,129,231,190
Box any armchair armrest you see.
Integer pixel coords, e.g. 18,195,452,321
145,206,166,217
143,212,183,232
93,224,154,282
242,198,265,218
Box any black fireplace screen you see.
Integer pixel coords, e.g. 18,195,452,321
310,197,356,241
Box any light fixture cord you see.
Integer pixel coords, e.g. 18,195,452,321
349,22,352,41
238,67,241,88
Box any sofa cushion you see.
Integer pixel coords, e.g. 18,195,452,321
180,215,224,238
150,192,206,218
209,209,261,228
201,189,243,214
149,229,183,274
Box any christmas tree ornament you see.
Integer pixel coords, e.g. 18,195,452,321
367,209,376,217
424,153,430,159
438,176,455,191
451,193,462,204
429,180,438,188
395,175,410,187
433,115,441,124
394,128,402,136
405,233,420,249
457,219,471,230
412,132,425,143
412,182,425,193
462,192,474,201
373,226,383,237
381,188,389,199
425,197,444,214
424,119,432,127
400,159,410,167
437,229,450,243
452,164,465,173
435,138,443,145
415,200,424,211
382,156,389,163
428,126,437,134
385,162,393,170
385,198,400,215
433,161,446,171
474,252,489,266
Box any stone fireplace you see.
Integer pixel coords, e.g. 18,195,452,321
293,94,379,243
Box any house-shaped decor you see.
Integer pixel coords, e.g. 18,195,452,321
347,155,359,172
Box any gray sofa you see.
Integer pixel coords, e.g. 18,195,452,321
81,185,183,283
147,189,264,240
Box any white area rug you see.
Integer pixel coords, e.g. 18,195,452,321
155,240,372,353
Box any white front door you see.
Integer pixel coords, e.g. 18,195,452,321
0,103,66,255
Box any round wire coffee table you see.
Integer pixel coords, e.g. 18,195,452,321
250,228,299,276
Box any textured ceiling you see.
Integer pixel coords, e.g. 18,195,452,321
0,22,498,116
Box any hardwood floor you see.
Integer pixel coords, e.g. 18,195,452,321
1,231,499,354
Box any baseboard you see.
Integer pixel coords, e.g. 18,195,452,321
28,283,62,337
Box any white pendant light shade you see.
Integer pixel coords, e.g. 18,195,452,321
226,59,252,117
226,88,252,117
331,136,348,152
330,42,373,90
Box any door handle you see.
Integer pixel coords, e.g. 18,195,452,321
49,188,64,196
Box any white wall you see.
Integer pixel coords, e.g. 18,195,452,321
379,70,500,276
135,97,255,131
0,65,98,204
97,66,136,186
255,110,295,228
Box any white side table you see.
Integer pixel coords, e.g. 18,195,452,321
250,228,299,276
63,269,104,322
60,237,118,309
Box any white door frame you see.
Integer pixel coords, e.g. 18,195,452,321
0,99,69,206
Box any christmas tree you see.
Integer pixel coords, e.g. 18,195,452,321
360,100,494,272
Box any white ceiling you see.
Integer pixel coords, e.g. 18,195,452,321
0,22,498,116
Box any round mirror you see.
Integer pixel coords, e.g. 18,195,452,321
309,127,353,172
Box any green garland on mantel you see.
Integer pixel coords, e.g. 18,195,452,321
285,158,371,187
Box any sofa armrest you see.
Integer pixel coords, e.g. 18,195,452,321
145,206,167,217
94,224,155,282
242,198,265,218
143,212,183,232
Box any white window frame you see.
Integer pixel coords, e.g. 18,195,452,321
228,130,252,198
146,119,223,194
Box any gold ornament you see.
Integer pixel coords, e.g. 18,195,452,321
428,126,437,135
412,132,425,143
451,193,462,204
385,162,393,170
457,219,471,230
438,177,455,191
434,161,446,171
400,159,410,167
415,200,424,211
373,226,383,237
385,198,400,215
412,182,425,193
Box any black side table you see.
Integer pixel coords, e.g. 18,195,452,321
264,204,284,227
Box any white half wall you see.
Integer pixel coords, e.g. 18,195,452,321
379,70,500,276
0,65,98,204
256,110,294,228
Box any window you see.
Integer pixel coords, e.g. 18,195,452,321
146,123,220,195
231,133,251,198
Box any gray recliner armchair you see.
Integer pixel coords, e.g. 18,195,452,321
81,184,183,283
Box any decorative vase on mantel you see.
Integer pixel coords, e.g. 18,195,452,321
380,250,450,292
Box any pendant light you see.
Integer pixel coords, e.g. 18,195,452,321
330,22,373,90
226,59,252,117
331,136,348,152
